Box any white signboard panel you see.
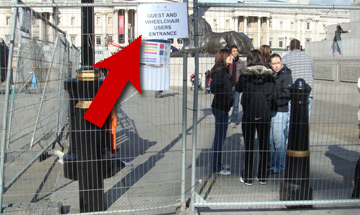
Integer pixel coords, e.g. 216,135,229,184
137,3,189,39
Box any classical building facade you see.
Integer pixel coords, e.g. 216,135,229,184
0,0,351,51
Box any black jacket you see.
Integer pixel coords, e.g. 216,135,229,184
272,64,293,112
334,29,349,41
236,65,275,122
210,63,234,112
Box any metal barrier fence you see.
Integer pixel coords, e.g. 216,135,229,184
0,0,359,214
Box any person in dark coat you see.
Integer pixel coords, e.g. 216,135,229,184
210,48,234,176
236,49,275,185
268,53,293,174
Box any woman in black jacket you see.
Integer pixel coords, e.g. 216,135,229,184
210,48,234,176
236,49,275,185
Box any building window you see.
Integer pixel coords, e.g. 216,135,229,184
107,16,112,25
213,19,217,28
269,40,272,47
177,38,183,44
6,16,10,25
307,22,310,30
225,19,229,29
71,17,75,25
107,35,112,43
279,39,283,48
96,36,101,45
71,35,76,44
279,21,283,29
96,16,101,25
306,38,311,42
269,20,272,28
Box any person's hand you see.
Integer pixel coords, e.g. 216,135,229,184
348,29,352,33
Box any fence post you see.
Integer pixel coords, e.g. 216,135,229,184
180,1,189,213
0,0,19,211
190,0,200,213
280,78,313,206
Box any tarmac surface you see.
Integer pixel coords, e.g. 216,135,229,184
1,84,360,214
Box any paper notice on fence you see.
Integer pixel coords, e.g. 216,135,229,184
140,65,170,91
137,3,188,40
140,40,170,66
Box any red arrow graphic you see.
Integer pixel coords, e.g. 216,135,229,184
84,35,142,127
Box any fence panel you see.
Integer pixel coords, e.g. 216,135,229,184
1,1,186,214
191,2,360,211
0,1,360,214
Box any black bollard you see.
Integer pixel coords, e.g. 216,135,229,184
280,78,313,206
63,78,79,180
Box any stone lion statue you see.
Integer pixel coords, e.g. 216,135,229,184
177,15,253,56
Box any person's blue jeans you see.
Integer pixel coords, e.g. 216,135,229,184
212,108,229,172
269,111,289,173
230,86,240,123
332,40,343,56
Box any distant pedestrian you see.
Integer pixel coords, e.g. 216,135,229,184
332,25,351,57
268,53,292,174
229,45,246,128
282,39,314,119
210,48,234,176
259,45,272,68
236,49,275,185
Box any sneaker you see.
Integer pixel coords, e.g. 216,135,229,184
256,177,266,185
230,122,237,128
222,164,230,170
240,176,253,185
218,169,231,176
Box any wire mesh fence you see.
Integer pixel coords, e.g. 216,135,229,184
0,0,359,214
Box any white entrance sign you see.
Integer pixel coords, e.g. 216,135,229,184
137,3,188,39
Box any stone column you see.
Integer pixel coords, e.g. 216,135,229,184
124,9,129,45
114,9,119,44
266,17,270,45
301,19,305,46
102,13,106,45
296,18,300,40
39,18,44,40
244,16,248,35
234,16,239,32
134,9,138,38
257,17,261,48
50,11,54,41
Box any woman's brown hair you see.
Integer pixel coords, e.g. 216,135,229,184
210,48,230,78
259,45,271,66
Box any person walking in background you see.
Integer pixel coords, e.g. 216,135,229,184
282,39,314,119
260,45,272,68
268,53,293,174
332,25,351,57
210,49,234,176
229,45,246,128
236,50,275,185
